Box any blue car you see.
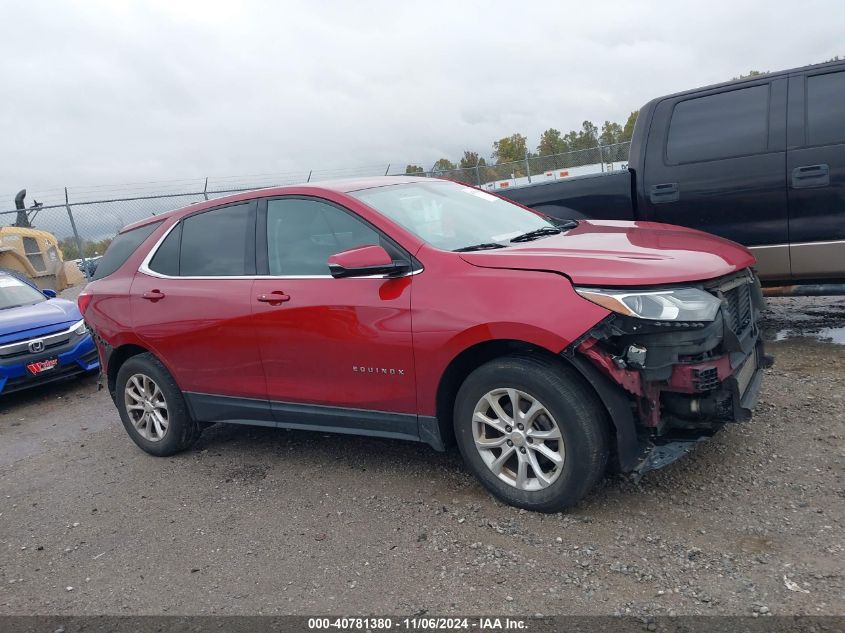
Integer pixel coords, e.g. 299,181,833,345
0,272,99,394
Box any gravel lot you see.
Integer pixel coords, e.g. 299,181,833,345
0,293,843,616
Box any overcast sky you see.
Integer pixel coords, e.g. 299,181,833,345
0,0,842,204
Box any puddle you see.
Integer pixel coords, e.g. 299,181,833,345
773,327,845,345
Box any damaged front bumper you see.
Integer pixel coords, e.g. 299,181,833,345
567,269,773,478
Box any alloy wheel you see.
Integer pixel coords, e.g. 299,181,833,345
124,373,169,442
472,388,565,491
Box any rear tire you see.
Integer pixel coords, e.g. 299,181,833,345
454,354,608,512
115,353,201,456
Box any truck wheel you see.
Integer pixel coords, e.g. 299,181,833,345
454,354,608,512
115,353,201,457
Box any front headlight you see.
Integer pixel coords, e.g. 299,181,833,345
72,319,88,336
575,287,721,321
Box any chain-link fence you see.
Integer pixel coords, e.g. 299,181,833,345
417,141,630,189
0,142,629,289
0,163,401,287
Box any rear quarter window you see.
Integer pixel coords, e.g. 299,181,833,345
92,221,162,280
148,223,182,276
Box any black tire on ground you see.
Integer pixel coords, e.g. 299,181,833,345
453,354,609,512
115,353,201,457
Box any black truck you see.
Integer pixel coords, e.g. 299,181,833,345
500,60,845,292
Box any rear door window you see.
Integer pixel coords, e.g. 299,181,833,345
92,221,162,280
177,202,255,277
666,85,769,163
806,70,845,146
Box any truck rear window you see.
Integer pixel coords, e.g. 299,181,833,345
92,221,163,280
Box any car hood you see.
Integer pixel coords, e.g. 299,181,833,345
458,220,756,286
0,298,81,343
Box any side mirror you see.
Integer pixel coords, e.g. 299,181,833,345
42,288,57,298
328,245,410,279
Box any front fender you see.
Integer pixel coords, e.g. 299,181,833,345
411,260,610,417
441,322,569,359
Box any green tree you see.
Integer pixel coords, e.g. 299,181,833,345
57,237,113,260
599,121,624,146
537,128,568,156
58,237,80,260
459,151,485,168
432,158,457,172
492,133,527,164
86,239,112,257
458,151,491,184
555,121,600,153
732,69,767,80
562,130,580,150
579,120,599,149
621,111,638,143
405,164,424,174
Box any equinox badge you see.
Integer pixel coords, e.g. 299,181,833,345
353,366,405,376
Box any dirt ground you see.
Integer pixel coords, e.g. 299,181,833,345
0,294,842,616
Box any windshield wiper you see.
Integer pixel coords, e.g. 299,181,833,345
453,242,508,252
549,218,579,230
509,226,562,243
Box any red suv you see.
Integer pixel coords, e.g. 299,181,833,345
79,177,768,511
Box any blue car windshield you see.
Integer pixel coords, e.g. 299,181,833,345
0,277,46,310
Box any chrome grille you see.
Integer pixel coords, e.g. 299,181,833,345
0,326,75,359
0,337,70,359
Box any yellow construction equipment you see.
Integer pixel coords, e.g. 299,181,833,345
0,190,73,291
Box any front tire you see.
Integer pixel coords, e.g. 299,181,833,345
115,353,201,456
454,354,608,512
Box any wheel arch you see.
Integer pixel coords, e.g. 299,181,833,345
106,343,153,395
432,338,638,471
433,340,572,444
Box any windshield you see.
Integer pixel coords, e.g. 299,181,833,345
0,276,46,310
350,180,557,251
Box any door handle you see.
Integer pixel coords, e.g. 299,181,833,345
257,291,291,304
791,164,830,189
141,290,165,301
649,182,679,204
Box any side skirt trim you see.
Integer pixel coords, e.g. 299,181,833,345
184,392,429,446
